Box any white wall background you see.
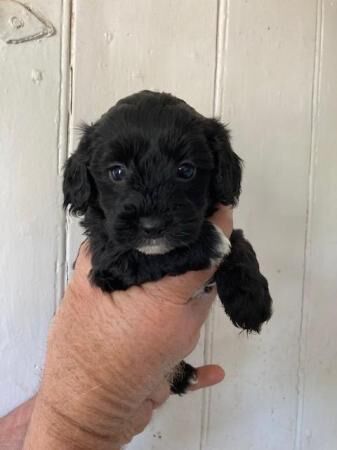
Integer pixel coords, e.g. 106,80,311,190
1,1,336,449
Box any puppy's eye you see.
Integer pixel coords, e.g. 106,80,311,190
108,164,127,182
177,162,196,180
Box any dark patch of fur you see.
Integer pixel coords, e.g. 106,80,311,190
169,361,197,395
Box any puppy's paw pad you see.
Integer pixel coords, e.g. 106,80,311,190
211,224,231,265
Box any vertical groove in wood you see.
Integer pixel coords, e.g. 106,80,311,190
214,0,230,118
65,0,76,285
55,0,72,307
57,0,72,175
200,1,229,448
295,0,324,448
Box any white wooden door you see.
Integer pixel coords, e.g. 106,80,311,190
1,1,337,449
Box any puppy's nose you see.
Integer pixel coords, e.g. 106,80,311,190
140,216,164,235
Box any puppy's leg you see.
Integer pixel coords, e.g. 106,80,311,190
215,230,272,333
169,361,197,395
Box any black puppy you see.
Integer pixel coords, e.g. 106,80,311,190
63,90,272,394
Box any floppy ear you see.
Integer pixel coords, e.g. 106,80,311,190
205,118,242,206
63,124,94,215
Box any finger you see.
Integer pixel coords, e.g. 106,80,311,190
150,267,217,305
209,204,233,238
186,289,218,333
188,365,225,391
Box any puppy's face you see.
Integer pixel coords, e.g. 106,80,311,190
90,114,213,254
63,91,242,255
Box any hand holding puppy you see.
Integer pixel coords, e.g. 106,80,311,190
23,205,233,450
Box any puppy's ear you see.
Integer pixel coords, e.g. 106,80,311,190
63,124,94,215
205,118,242,206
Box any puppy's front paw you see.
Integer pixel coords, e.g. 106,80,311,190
210,223,231,265
216,264,272,333
170,361,197,395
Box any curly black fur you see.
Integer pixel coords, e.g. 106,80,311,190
63,90,272,394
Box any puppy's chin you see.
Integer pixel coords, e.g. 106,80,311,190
136,238,173,255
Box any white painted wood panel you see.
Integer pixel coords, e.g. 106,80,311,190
298,1,337,449
0,0,67,415
207,1,318,449
68,2,218,449
1,1,337,449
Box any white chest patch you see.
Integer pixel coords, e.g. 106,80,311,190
137,239,172,255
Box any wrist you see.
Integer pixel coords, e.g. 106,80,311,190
23,392,122,450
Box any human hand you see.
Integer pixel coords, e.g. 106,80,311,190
24,205,233,450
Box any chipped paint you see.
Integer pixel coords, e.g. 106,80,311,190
31,68,43,84
9,15,24,29
104,31,114,44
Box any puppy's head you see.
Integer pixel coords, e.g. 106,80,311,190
63,91,242,254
